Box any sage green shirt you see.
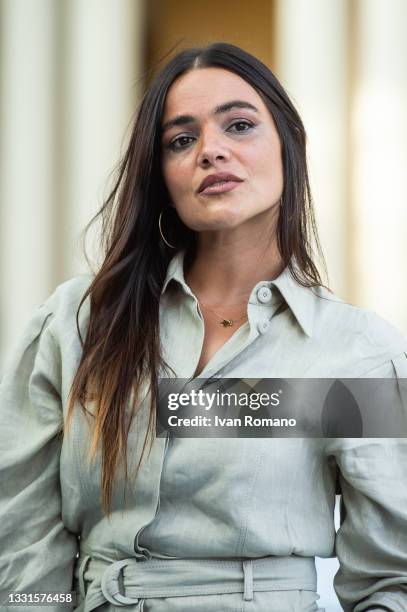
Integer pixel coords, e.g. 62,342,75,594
1,249,406,611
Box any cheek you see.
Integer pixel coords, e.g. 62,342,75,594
255,143,283,188
162,158,191,200
242,136,281,172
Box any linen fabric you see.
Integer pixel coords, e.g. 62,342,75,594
1,249,406,611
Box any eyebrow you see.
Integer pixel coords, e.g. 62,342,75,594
161,99,259,133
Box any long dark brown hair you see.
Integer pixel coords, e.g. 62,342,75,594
65,42,327,515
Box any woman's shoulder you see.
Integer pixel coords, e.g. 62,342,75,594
9,273,95,357
44,273,94,311
40,273,94,340
12,273,94,340
310,284,407,373
1,274,94,390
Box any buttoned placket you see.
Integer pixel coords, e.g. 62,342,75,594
127,264,288,594
184,280,282,380
131,278,283,564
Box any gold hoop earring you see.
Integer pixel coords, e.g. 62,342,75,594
159,209,176,249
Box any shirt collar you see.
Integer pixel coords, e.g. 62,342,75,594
161,249,316,337
161,249,187,295
269,264,316,337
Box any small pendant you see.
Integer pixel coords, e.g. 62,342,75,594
221,319,233,327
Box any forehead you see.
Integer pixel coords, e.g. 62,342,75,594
162,67,266,119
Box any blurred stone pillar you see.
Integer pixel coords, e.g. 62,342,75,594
0,0,56,367
351,0,407,332
274,0,350,298
274,4,348,609
0,0,145,370
60,0,146,279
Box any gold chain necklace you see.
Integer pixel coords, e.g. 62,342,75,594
198,300,248,327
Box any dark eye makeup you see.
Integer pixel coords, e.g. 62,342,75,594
165,120,256,152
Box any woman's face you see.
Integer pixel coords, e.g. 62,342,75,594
161,67,284,233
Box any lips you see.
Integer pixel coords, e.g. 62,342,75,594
198,172,243,193
199,181,242,195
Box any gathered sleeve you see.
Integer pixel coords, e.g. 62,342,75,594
328,351,407,611
0,299,78,610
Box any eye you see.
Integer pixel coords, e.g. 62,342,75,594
228,120,255,133
166,120,255,152
167,135,195,151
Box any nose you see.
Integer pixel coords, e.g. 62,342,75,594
197,126,231,167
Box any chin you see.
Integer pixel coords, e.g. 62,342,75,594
193,211,247,232
177,198,258,232
202,201,250,229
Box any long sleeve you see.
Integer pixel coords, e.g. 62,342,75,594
329,351,407,612
0,299,78,610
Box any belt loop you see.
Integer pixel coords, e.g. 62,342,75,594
242,559,253,601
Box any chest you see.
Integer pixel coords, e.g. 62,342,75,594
193,314,247,377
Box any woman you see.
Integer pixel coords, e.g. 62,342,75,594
1,42,406,612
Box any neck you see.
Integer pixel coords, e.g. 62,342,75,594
184,228,285,307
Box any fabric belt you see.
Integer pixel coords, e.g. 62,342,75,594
77,554,317,611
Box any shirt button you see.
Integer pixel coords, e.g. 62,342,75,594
257,286,272,304
257,320,270,334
